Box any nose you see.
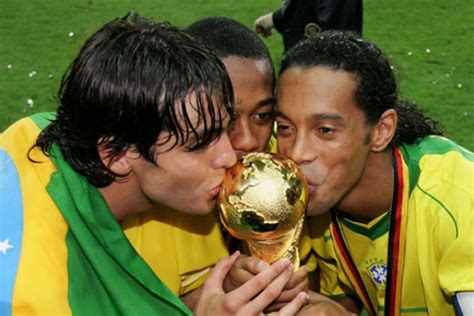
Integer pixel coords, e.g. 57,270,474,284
213,132,237,169
229,119,259,155
286,133,315,165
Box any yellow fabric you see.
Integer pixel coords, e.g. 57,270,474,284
0,118,72,315
267,123,278,153
122,208,229,296
267,135,277,153
338,212,391,311
298,221,317,272
308,213,352,299
308,137,474,315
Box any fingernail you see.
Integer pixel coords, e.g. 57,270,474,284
277,258,290,268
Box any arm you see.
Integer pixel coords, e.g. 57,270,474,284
254,0,296,37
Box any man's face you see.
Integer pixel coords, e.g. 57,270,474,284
128,98,237,216
275,66,373,216
223,57,274,157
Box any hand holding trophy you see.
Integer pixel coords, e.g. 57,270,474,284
218,152,308,269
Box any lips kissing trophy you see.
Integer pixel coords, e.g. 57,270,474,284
218,152,308,269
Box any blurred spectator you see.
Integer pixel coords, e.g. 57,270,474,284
255,0,363,51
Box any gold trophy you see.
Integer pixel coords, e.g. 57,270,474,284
218,152,308,269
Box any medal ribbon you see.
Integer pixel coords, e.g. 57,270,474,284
384,147,407,316
329,147,407,316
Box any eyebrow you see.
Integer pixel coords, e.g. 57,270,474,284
257,97,275,108
274,111,289,120
273,111,344,123
236,97,274,109
311,113,344,123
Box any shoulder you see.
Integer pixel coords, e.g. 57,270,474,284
399,136,473,196
400,136,473,238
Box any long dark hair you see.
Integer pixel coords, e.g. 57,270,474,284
280,30,443,145
34,13,234,187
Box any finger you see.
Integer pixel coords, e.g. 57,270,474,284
263,301,286,313
274,282,307,305
269,292,309,316
223,255,260,293
284,266,308,289
271,266,309,304
243,260,294,312
202,251,240,295
240,255,270,274
226,258,292,308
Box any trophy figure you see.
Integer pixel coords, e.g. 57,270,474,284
218,152,308,269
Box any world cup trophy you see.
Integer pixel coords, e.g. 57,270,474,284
218,152,308,269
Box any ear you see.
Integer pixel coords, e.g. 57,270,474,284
370,109,397,152
97,141,137,176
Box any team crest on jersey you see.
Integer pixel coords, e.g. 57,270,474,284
367,261,387,287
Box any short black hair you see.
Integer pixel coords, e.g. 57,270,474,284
186,17,275,88
34,13,234,187
280,30,443,145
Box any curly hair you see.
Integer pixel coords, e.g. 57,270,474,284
280,30,443,145
34,13,234,187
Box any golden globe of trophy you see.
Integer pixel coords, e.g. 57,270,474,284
218,152,308,269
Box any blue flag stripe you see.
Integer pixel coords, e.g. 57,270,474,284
0,149,24,315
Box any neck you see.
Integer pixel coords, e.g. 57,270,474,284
99,177,152,221
336,149,394,223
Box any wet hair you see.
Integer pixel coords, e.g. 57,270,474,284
186,17,276,89
280,30,443,145
34,13,234,187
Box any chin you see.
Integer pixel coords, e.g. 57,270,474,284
193,202,215,216
306,201,331,217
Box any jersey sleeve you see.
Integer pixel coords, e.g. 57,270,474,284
419,149,474,296
437,182,474,295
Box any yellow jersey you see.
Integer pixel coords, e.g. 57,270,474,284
308,136,474,315
122,208,229,296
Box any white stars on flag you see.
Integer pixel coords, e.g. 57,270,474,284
0,238,14,255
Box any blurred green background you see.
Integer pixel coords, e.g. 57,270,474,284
1,0,472,149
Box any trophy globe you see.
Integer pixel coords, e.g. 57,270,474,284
218,152,308,268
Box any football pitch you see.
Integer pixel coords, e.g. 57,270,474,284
1,0,472,149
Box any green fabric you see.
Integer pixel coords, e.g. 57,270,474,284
339,211,390,240
29,111,56,129
46,143,192,315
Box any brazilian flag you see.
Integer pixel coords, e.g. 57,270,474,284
0,113,192,315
